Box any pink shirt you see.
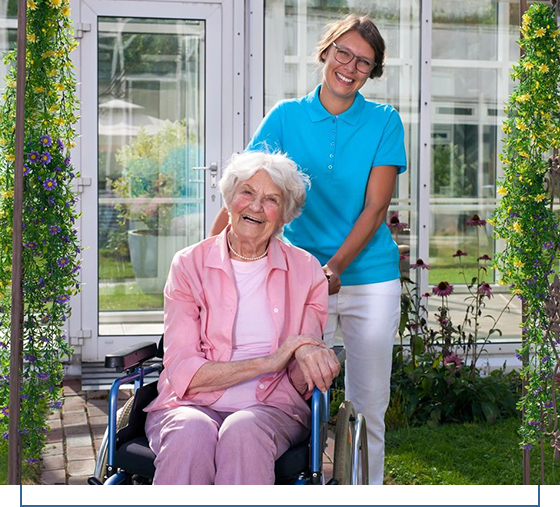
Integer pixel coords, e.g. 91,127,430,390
210,258,274,411
144,226,328,427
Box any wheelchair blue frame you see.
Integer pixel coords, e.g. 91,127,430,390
102,363,330,485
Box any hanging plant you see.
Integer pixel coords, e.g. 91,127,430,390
491,3,560,449
0,0,80,462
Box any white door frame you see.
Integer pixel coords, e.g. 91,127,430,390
72,0,245,362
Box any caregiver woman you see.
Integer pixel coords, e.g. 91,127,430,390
211,14,406,484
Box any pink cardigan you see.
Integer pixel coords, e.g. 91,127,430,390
144,226,328,427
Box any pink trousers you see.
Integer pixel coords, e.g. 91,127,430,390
145,404,308,485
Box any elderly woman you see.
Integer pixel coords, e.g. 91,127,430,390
144,151,340,485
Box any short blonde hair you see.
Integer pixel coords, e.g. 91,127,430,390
219,151,311,227
316,14,386,79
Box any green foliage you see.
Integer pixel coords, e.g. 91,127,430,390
110,121,199,233
492,3,560,449
432,143,476,198
388,353,520,428
0,0,80,462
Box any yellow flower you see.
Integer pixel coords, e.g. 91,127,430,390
513,222,522,233
27,33,36,43
535,28,546,37
498,279,507,286
5,154,15,162
516,122,526,131
512,288,522,295
54,118,65,126
6,79,16,89
2,190,14,199
539,64,549,73
62,5,71,16
535,194,546,202
516,94,530,103
523,61,534,71
519,152,529,159
514,259,524,268
33,86,45,93
55,83,66,92
42,51,55,59
50,0,62,7
27,0,37,10
497,187,507,196
47,69,57,77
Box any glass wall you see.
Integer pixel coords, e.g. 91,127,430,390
429,0,519,284
0,0,17,86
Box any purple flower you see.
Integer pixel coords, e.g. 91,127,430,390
40,152,51,165
433,281,454,297
49,225,61,235
1,406,9,416
23,165,30,176
64,156,71,166
24,241,37,250
56,138,64,151
27,151,40,164
478,282,493,298
477,254,491,261
545,401,553,408
466,214,486,227
443,353,463,367
43,178,57,191
1,433,8,440
452,250,467,257
40,135,52,147
23,354,37,362
57,257,69,268
528,420,539,427
387,212,409,229
56,294,70,304
515,353,522,361
524,444,533,451
541,356,550,362
26,458,39,464
37,372,50,380
544,241,554,250
411,259,430,269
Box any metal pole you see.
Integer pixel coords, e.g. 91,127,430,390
8,0,27,486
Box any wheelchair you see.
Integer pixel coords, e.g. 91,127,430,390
89,337,368,485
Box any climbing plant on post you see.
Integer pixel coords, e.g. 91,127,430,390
492,2,560,463
0,0,81,463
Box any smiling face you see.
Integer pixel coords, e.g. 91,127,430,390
229,170,285,253
320,30,374,112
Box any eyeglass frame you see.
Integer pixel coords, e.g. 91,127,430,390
331,42,377,74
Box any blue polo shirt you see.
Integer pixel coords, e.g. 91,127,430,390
246,85,407,285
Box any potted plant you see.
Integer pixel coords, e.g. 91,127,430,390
110,120,203,293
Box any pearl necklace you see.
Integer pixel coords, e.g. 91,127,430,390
227,233,269,261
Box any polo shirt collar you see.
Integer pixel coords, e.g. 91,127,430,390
305,84,365,126
205,225,287,272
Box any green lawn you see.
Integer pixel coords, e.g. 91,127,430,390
99,280,163,311
385,417,560,485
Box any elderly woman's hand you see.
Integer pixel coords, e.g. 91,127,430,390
266,334,326,374
294,344,340,393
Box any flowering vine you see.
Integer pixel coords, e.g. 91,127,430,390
491,3,560,449
0,0,80,462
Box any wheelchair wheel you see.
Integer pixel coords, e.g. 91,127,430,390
94,395,135,482
351,413,368,485
332,400,356,485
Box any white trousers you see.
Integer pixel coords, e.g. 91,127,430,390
324,279,401,485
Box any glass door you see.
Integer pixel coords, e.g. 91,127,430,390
79,1,224,361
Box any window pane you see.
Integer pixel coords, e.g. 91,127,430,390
98,17,205,336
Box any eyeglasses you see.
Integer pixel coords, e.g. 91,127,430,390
331,42,376,74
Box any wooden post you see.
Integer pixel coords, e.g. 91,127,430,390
8,0,27,486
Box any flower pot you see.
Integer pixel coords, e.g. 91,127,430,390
128,229,189,294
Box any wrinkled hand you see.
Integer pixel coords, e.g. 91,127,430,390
294,344,340,393
267,334,325,374
323,264,341,295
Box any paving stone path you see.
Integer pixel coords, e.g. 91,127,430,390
39,379,334,485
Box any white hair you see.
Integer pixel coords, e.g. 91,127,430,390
219,151,311,225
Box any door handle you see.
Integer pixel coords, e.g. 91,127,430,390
193,162,219,188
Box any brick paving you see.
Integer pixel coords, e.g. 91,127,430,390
39,378,334,485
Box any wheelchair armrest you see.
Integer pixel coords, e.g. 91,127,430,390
104,342,158,372
333,345,346,364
